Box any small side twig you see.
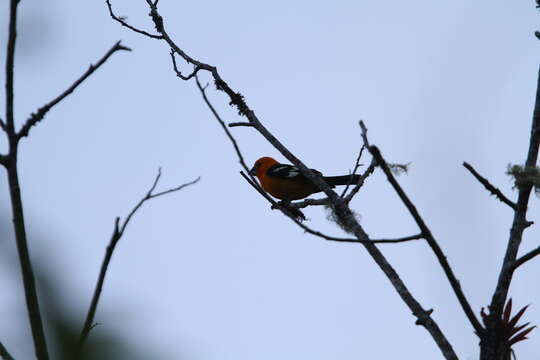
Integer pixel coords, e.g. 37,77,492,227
0,341,14,360
77,169,199,356
512,245,540,271
341,145,365,197
105,0,163,39
170,50,202,80
371,233,425,243
463,162,516,210
0,154,7,167
0,118,5,132
345,159,376,203
228,122,253,127
18,41,131,140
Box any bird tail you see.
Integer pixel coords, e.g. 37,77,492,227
324,175,361,186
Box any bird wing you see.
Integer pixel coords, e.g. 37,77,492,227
266,164,322,180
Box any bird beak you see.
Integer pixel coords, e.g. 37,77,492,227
249,166,257,176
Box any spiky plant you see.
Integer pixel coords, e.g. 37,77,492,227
480,299,536,359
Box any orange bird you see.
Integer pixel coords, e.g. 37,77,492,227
250,157,360,201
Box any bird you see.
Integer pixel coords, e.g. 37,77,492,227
250,156,361,201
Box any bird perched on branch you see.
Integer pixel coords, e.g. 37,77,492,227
250,157,360,201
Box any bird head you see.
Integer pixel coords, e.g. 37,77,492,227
250,157,279,177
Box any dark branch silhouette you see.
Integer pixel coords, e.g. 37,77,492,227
3,2,131,358
77,169,199,356
481,66,540,359
228,122,253,127
0,341,14,360
513,245,540,271
171,50,203,80
340,146,365,197
18,41,131,140
105,0,163,39
463,162,516,210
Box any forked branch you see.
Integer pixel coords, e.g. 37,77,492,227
77,170,199,356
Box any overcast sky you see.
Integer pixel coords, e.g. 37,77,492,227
1,1,540,359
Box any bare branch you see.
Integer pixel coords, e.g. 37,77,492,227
345,159,376,203
18,41,131,140
170,50,202,80
77,170,199,355
106,0,163,39
341,145,365,197
0,118,6,132
513,245,540,271
5,1,50,358
361,121,484,336
228,122,253,127
0,341,14,360
371,233,425,243
463,162,516,210
5,0,19,137
486,66,540,343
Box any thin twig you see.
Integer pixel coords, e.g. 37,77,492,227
170,50,202,80
463,162,516,210
345,159,376,203
361,121,484,336
0,117,5,132
0,341,14,360
105,0,163,39
371,233,425,243
513,245,540,271
341,145,365,197
228,122,253,127
195,76,253,175
77,170,199,356
18,41,131,140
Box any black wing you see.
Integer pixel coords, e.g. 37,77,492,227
266,164,322,180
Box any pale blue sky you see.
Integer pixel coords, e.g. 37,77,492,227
1,1,540,359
